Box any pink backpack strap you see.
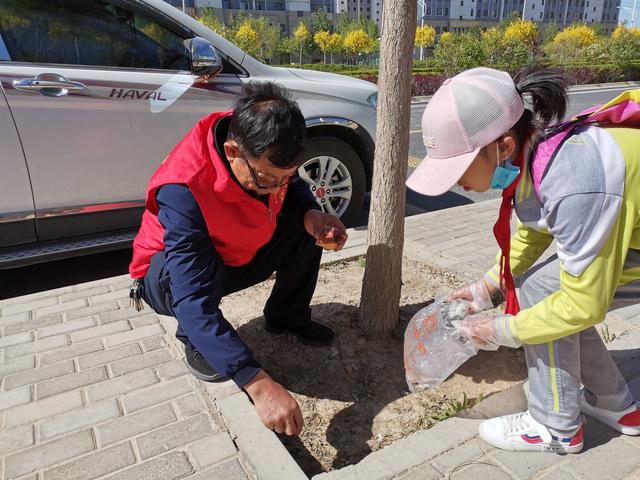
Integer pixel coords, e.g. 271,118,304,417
530,127,573,200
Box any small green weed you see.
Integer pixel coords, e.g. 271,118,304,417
357,255,366,268
601,324,617,343
432,393,484,421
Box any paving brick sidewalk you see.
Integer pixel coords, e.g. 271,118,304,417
2,199,639,480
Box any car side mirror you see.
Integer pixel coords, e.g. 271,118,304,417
184,37,222,77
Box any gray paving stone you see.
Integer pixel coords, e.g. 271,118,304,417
89,288,130,305
69,320,131,343
313,465,358,480
0,424,34,455
137,413,215,459
66,302,120,321
98,307,147,324
217,392,307,480
3,297,58,316
403,417,481,461
175,393,204,417
202,378,241,400
5,334,69,360
0,310,30,325
95,402,177,447
103,324,165,347
156,358,189,380
86,368,158,403
564,437,640,479
4,314,61,335
59,286,110,303
129,315,160,329
36,298,87,317
4,390,83,428
110,349,174,376
5,430,94,478
432,440,486,474
537,468,582,480
0,355,36,377
448,460,514,480
37,317,97,339
0,385,32,411
102,451,194,480
41,398,121,440
77,343,142,370
43,442,136,480
394,465,441,480
0,331,33,348
183,459,249,480
492,449,564,480
186,432,237,469
352,451,395,480
37,366,109,399
122,376,192,413
140,335,166,351
40,340,103,365
372,441,424,476
5,360,75,391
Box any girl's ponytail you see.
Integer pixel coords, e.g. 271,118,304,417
513,66,569,128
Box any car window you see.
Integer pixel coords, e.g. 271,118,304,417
0,0,190,71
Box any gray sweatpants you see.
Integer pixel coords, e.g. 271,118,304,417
518,253,640,432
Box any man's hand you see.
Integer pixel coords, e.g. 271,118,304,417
303,210,348,251
453,313,521,350
445,278,501,314
244,370,304,436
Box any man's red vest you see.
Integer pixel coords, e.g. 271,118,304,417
129,111,288,279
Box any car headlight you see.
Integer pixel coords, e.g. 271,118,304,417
367,93,378,109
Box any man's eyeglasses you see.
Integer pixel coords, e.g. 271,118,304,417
242,157,300,189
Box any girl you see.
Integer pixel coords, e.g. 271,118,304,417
406,66,640,453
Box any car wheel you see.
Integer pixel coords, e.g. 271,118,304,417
299,136,366,227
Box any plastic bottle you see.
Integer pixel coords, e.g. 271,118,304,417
403,299,479,393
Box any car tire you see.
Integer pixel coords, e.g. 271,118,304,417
299,136,367,227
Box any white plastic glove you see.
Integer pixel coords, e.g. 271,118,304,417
453,313,522,350
445,279,498,314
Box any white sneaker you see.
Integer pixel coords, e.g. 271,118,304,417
478,411,584,454
581,398,640,436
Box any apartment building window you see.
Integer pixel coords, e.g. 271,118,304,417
593,6,596,11
437,7,442,14
461,0,464,5
471,8,474,14
550,10,554,16
298,10,303,15
532,3,535,8
445,7,449,14
540,11,543,17
460,14,463,18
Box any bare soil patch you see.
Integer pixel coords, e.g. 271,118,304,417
221,257,527,476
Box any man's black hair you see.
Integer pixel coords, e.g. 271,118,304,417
228,81,307,168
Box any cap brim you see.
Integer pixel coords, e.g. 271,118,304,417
406,147,481,196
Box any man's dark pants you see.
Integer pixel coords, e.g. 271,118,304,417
139,215,323,350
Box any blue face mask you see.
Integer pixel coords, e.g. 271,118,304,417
490,144,520,190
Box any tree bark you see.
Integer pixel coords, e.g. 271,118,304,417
359,0,416,335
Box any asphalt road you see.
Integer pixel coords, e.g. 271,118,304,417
1,85,632,298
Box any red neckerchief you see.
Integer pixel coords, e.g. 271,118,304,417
492,144,527,315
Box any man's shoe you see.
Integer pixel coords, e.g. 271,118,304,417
479,411,583,454
264,321,335,347
581,397,640,435
184,346,226,382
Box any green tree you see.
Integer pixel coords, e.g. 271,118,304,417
327,32,344,63
197,8,228,38
607,25,640,67
434,31,486,76
545,24,598,64
252,16,281,62
311,10,332,34
278,35,298,64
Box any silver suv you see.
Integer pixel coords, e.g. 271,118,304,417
0,0,377,268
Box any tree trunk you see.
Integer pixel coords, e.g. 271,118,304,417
299,45,302,64
359,0,416,335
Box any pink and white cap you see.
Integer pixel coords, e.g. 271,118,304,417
406,67,525,196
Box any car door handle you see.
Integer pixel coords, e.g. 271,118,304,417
13,74,87,97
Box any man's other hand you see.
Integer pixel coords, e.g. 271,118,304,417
303,210,348,251
244,370,304,436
